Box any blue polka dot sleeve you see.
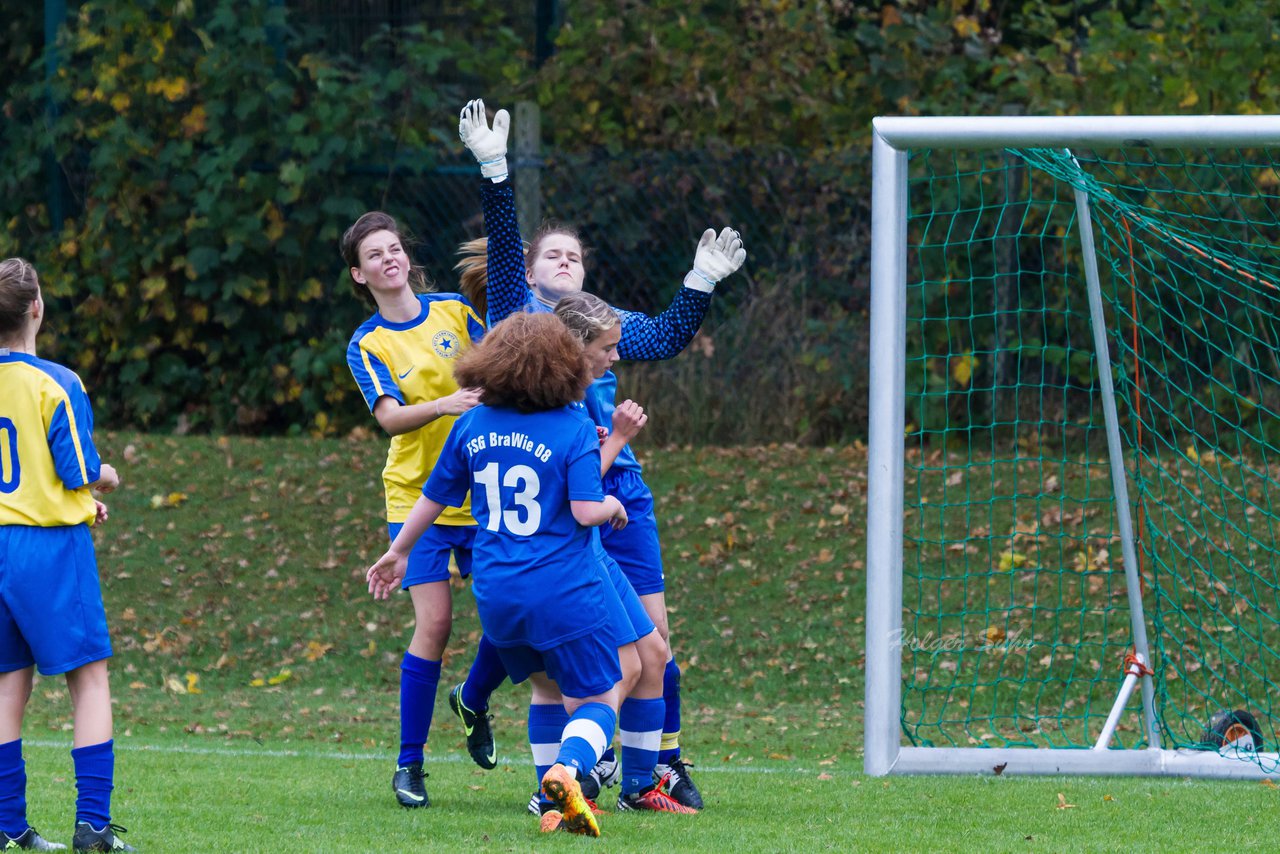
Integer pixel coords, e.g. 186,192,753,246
481,179,714,361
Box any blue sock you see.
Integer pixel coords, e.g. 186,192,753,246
528,703,568,807
556,702,616,779
658,658,683,765
460,635,507,712
619,697,664,795
0,739,26,836
398,652,441,767
71,739,114,827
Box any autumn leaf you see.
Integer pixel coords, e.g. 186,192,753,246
150,491,189,509
951,351,977,388
165,675,186,694
267,668,293,686
1056,792,1075,809
993,762,1007,776
304,641,333,662
998,551,1027,571
184,672,202,694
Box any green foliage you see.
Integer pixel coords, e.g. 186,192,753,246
6,1,1280,439
0,0,518,432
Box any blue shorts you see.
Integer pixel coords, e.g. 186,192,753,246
599,548,656,647
388,522,475,588
495,632,622,699
0,525,112,676
600,469,665,595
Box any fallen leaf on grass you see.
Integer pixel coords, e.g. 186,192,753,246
993,762,1007,776
185,672,202,694
1056,792,1075,809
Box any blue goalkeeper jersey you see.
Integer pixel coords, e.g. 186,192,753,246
347,293,485,525
481,178,712,475
0,350,101,527
481,179,713,360
424,403,610,649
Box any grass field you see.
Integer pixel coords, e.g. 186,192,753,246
14,433,1278,851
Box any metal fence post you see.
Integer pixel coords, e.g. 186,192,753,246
44,0,67,229
514,101,542,232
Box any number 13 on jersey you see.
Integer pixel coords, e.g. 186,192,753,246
473,462,541,535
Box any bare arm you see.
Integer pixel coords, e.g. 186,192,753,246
571,495,628,530
373,389,482,436
90,462,119,493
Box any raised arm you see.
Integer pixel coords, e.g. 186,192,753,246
460,99,532,325
615,226,746,361
480,179,533,325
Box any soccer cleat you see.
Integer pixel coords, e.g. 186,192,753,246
528,789,603,816
654,757,704,809
578,752,620,800
70,822,134,853
617,784,699,814
539,810,567,833
392,762,429,808
448,683,497,769
0,827,66,851
540,763,600,837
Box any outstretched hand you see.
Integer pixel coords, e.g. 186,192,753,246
684,227,746,292
367,551,408,600
458,99,510,181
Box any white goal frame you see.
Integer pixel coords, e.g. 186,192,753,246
865,115,1280,779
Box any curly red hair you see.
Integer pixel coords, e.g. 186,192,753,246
454,312,591,412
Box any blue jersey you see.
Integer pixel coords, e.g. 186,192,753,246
347,293,485,524
0,350,101,527
425,404,610,649
481,179,713,360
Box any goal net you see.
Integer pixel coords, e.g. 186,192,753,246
865,117,1280,777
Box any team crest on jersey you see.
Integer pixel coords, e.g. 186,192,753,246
433,330,462,358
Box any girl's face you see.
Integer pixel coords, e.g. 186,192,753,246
583,323,621,379
526,233,585,304
351,229,409,296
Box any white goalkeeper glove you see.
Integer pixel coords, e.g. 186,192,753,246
458,98,510,182
683,227,746,292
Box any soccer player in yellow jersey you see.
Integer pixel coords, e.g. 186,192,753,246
342,212,507,808
0,258,135,852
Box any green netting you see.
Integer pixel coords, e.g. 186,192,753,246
902,145,1280,768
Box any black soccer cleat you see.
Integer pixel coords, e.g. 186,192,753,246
578,752,619,800
71,822,135,853
392,762,429,808
0,826,66,851
448,683,497,769
654,757,704,810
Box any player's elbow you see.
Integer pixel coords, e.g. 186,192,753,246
570,499,609,527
